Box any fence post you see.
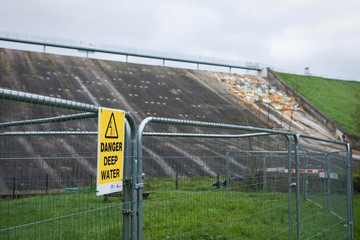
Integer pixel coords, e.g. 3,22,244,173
122,118,132,239
285,135,293,240
294,134,301,240
346,144,354,239
124,113,137,240
262,157,267,192
45,174,49,195
12,177,16,199
303,155,308,200
90,175,93,190
176,173,179,190
225,152,230,196
324,154,330,211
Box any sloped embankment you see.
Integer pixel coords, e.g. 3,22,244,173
0,48,343,192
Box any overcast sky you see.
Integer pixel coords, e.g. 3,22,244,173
1,0,360,80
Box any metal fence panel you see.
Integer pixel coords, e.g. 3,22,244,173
140,137,291,239
296,146,351,239
136,117,354,240
0,88,133,239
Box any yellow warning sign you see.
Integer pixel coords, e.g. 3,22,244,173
96,108,125,196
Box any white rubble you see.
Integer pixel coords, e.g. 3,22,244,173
219,74,301,113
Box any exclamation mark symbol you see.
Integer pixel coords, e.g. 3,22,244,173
105,113,118,138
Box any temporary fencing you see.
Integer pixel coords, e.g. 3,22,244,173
0,88,354,239
0,88,137,239
136,117,354,240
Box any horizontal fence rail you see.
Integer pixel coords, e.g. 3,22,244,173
2,31,359,81
0,112,98,128
0,31,261,71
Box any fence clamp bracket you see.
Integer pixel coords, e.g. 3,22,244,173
135,183,144,189
122,209,134,216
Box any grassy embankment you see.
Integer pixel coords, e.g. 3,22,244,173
276,72,360,239
275,72,360,136
1,177,355,239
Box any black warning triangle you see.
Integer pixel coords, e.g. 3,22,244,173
105,112,119,138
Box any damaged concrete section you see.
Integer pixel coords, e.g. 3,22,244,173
219,75,300,112
216,73,349,144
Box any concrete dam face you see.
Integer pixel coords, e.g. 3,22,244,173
0,48,339,192
0,48,270,126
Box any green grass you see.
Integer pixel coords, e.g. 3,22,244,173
143,177,352,239
143,190,290,239
275,72,360,136
0,192,124,239
1,177,356,239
